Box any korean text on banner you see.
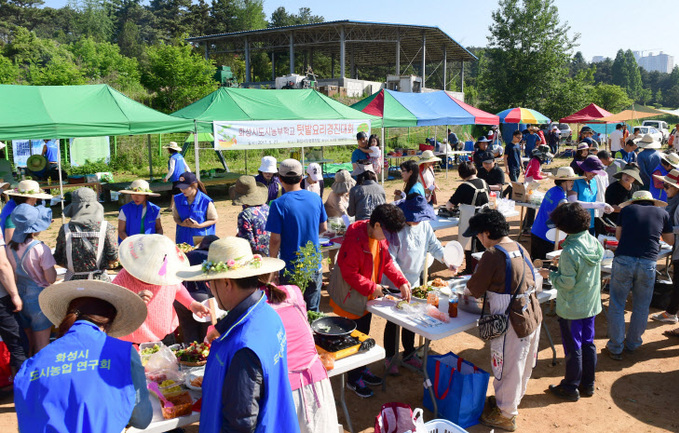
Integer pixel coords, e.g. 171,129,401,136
213,119,371,150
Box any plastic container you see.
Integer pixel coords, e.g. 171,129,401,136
448,297,458,318
160,391,194,419
424,418,469,433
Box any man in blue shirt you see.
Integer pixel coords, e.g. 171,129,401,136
504,130,523,182
447,128,460,150
266,159,327,311
636,134,663,190
351,132,370,173
615,138,638,164
524,126,540,158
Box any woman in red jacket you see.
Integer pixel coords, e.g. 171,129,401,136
330,204,411,398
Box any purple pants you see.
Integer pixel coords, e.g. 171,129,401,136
558,316,597,392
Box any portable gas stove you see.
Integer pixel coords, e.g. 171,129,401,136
314,329,375,360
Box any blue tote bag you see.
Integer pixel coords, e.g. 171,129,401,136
423,352,490,428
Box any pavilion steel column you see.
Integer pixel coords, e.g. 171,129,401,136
421,31,426,88
443,47,447,91
340,27,346,81
289,32,295,75
461,62,465,93
396,32,400,75
204,42,209,60
271,52,275,81
244,37,251,83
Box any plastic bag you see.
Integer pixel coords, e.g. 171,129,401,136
145,345,179,373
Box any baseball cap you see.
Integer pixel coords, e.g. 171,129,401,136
175,171,198,189
306,163,323,182
278,159,303,177
356,131,368,140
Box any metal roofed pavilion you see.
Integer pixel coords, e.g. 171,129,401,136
187,20,476,90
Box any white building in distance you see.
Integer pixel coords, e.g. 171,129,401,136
633,51,674,74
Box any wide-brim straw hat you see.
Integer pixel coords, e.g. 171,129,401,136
553,167,583,181
119,179,160,197
3,179,52,200
331,169,355,194
229,175,268,206
26,155,47,172
163,141,183,152
614,165,643,185
119,234,190,286
418,150,441,165
619,190,667,209
653,168,679,189
637,134,661,149
39,280,148,338
176,236,285,281
661,152,679,168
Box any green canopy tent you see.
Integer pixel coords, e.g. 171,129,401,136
0,84,195,219
171,87,377,175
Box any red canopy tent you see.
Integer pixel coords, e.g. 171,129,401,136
559,103,613,123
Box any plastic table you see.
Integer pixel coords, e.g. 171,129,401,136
126,390,201,433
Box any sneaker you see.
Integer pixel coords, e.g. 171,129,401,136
651,312,678,324
603,347,623,361
480,406,517,432
384,358,399,376
403,355,423,370
549,384,580,402
578,385,594,397
346,378,373,398
360,368,383,386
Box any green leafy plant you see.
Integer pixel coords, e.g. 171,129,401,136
283,241,322,294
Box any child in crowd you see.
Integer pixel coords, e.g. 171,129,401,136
540,203,603,401
524,145,553,183
301,163,324,198
255,156,283,204
357,135,383,175
117,179,163,243
8,204,57,355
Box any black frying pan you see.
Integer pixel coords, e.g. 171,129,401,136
311,317,357,337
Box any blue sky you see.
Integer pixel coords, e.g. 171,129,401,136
40,0,678,62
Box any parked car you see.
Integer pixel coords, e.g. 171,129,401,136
642,120,669,143
541,122,573,144
634,125,664,144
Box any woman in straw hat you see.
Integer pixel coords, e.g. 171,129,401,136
162,141,191,193
172,171,217,246
13,280,152,432
530,167,583,260
324,169,355,218
117,179,163,243
650,169,679,329
53,187,117,282
7,204,56,355
112,234,208,344
0,179,52,242
176,237,298,433
230,175,271,255
605,163,642,215
650,152,679,201
418,150,441,204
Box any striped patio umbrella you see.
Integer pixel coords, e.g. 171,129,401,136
496,107,550,124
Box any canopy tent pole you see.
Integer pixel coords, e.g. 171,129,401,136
194,121,200,181
147,135,153,180
301,146,305,168
113,136,117,158
158,134,162,157
57,140,65,224
381,127,385,185
445,125,449,179
245,151,248,173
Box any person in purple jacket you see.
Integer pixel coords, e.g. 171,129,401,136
255,156,284,204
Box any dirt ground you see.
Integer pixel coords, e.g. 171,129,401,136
0,161,678,432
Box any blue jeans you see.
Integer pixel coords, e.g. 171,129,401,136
280,268,323,312
607,255,656,354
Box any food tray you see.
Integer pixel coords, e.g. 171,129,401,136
179,360,207,367
185,367,205,391
160,391,194,419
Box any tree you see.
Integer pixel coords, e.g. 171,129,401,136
269,6,323,28
477,0,578,113
611,49,643,101
0,54,20,83
69,37,142,92
590,83,632,112
141,41,216,112
570,51,588,77
148,0,193,42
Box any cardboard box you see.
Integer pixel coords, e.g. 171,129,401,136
511,182,527,202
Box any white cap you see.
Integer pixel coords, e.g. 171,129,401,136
258,156,278,174
306,163,323,182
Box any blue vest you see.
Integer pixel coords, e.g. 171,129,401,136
45,141,59,163
649,164,668,202
14,321,135,433
169,153,188,182
0,199,17,240
573,178,598,228
119,201,160,243
174,190,216,245
200,295,299,433
531,186,567,241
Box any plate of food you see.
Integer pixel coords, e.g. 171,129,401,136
185,367,205,391
411,284,435,302
175,342,210,366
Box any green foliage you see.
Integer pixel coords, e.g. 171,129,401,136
141,40,217,112
69,37,142,92
283,241,322,294
66,159,112,175
478,0,578,114
611,49,643,101
590,83,632,112
0,54,20,83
